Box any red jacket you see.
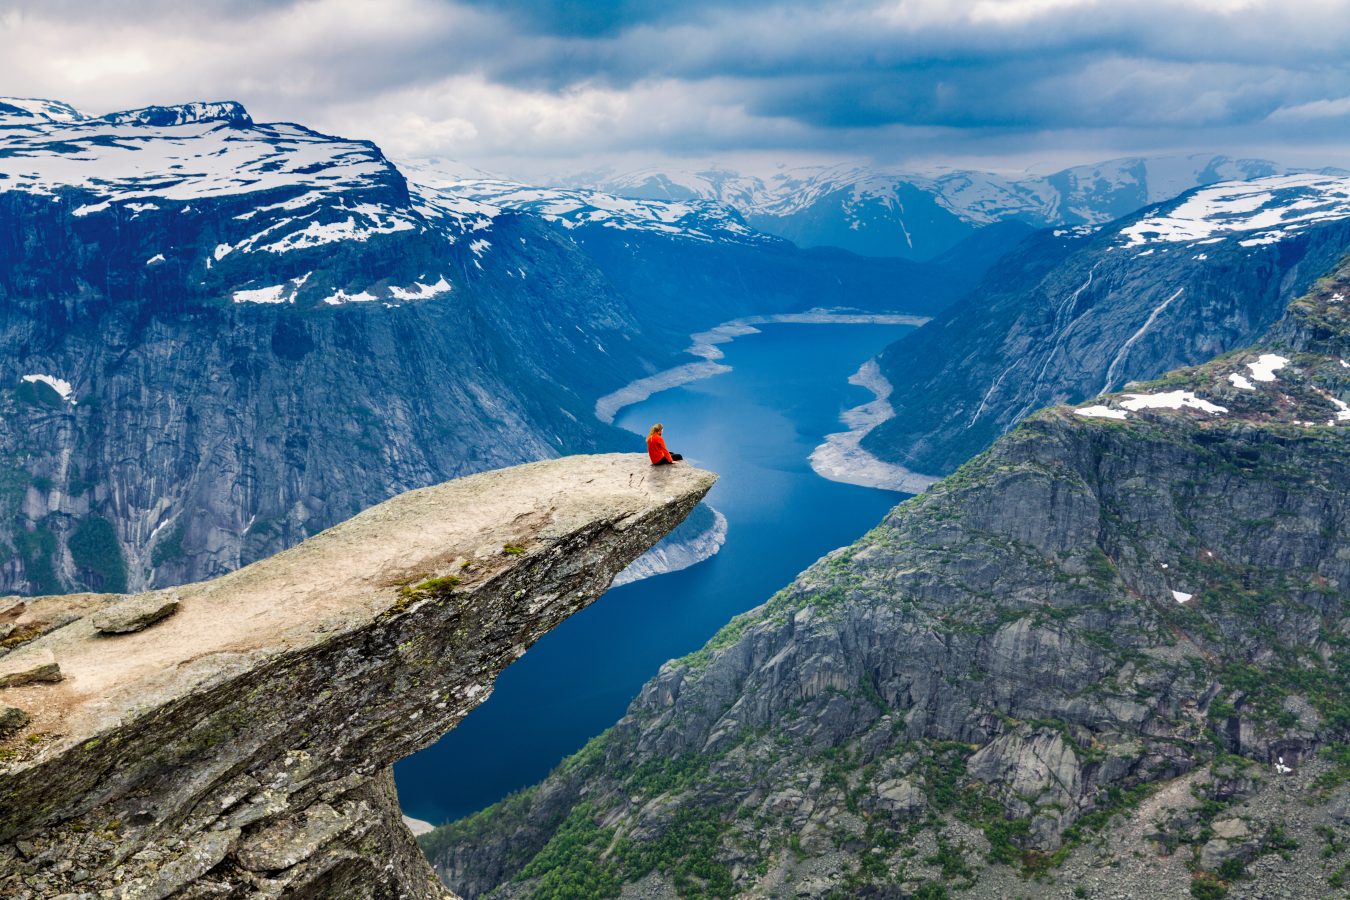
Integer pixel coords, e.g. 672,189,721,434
647,432,674,464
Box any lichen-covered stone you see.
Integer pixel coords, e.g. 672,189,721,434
0,454,714,900
0,704,27,737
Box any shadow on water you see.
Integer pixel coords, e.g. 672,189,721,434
395,322,916,825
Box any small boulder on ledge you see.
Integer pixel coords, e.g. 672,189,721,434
92,592,181,635
0,647,62,688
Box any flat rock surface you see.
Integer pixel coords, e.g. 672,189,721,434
0,453,714,761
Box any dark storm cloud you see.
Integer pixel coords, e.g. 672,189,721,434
2,0,1348,170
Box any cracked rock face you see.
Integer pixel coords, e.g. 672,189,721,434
0,453,714,900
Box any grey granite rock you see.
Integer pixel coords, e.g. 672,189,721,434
90,593,179,635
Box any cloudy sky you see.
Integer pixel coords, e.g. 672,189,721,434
3,0,1349,179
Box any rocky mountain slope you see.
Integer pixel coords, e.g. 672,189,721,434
564,155,1333,260
0,98,951,597
424,256,1350,899
0,454,714,900
862,173,1350,478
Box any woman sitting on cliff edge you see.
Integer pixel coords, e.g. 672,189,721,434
647,423,683,466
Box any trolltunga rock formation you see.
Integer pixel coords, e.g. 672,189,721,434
0,453,714,899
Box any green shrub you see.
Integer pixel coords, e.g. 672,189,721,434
1190,872,1228,899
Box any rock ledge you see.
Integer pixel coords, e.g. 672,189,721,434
0,453,714,899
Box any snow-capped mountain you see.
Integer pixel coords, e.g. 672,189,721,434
397,158,964,347
1117,173,1350,248
0,97,85,125
402,159,773,245
862,171,1350,475
562,155,1335,260
0,98,489,308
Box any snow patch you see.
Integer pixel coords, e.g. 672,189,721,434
1325,394,1350,423
232,284,287,304
1172,590,1193,604
22,374,75,403
1119,391,1228,414
1075,405,1128,420
389,277,452,300
145,253,165,265
1238,231,1287,247
1247,353,1289,382
254,213,416,254
1228,373,1254,390
322,289,377,305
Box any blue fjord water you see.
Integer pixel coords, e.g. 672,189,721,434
395,322,917,826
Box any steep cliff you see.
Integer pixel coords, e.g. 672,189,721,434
427,260,1350,898
0,454,715,899
864,174,1350,477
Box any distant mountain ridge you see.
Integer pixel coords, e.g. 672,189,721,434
559,155,1346,259
403,160,774,247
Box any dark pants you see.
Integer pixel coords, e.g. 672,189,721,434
654,453,683,465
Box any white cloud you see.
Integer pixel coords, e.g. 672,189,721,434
1,0,1349,174
1268,95,1350,122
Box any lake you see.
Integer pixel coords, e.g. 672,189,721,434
394,321,917,825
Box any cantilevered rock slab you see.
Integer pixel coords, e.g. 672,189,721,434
0,453,715,900
91,591,180,634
